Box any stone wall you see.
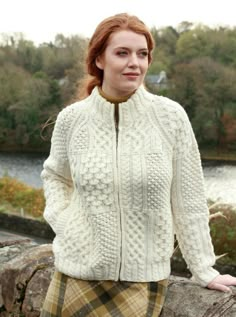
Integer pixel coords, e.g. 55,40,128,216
0,238,235,317
0,213,54,242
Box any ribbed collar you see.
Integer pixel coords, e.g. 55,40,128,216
86,85,154,127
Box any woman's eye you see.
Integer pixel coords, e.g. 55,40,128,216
117,51,128,56
139,51,148,58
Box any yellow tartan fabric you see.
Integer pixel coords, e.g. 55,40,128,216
40,271,168,317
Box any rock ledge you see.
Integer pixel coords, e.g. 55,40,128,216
0,241,235,317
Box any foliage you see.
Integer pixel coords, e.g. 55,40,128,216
1,25,236,153
166,57,236,148
209,203,236,264
0,32,88,151
0,176,45,218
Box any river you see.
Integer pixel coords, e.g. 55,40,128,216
0,152,236,205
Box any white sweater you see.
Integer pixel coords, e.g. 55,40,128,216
41,86,219,286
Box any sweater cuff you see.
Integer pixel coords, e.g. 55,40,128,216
193,267,220,287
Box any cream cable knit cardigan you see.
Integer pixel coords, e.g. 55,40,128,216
41,86,219,286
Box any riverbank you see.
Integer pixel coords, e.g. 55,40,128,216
200,148,236,164
202,156,236,165
0,145,49,154
1,148,236,162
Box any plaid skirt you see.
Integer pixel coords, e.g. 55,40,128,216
40,271,168,317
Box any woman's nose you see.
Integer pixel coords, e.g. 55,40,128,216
128,54,138,67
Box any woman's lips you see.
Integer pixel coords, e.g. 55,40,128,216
123,73,140,79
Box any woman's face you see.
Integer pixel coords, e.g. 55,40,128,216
96,30,149,98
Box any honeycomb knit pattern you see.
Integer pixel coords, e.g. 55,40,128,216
41,86,219,287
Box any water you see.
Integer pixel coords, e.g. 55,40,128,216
203,163,236,205
0,152,235,205
0,152,47,188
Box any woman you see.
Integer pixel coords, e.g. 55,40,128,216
40,13,236,317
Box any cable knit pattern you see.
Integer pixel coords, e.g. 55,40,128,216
41,86,219,286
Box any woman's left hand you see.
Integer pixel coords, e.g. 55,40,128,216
207,274,236,292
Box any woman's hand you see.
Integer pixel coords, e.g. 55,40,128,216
207,274,236,292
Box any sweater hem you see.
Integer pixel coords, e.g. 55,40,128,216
54,254,171,282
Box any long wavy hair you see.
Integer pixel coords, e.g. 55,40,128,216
79,13,155,99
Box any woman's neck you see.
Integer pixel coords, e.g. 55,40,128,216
98,87,133,104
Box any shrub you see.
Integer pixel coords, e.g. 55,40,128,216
209,203,236,264
0,176,45,218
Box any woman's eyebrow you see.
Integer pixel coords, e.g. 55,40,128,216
114,46,148,50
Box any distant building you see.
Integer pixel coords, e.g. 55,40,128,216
145,71,168,89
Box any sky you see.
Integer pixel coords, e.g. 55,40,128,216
1,0,236,45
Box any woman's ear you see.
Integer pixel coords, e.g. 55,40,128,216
95,56,104,70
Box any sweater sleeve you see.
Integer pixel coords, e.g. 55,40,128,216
171,108,219,287
41,109,73,234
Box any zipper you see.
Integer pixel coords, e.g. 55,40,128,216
114,104,119,147
114,105,122,280
115,120,118,147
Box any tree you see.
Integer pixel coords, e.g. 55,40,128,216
177,21,194,34
150,26,179,74
16,39,40,72
168,62,201,121
169,57,236,149
38,34,88,79
175,25,210,62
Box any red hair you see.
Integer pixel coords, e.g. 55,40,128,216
79,13,155,98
